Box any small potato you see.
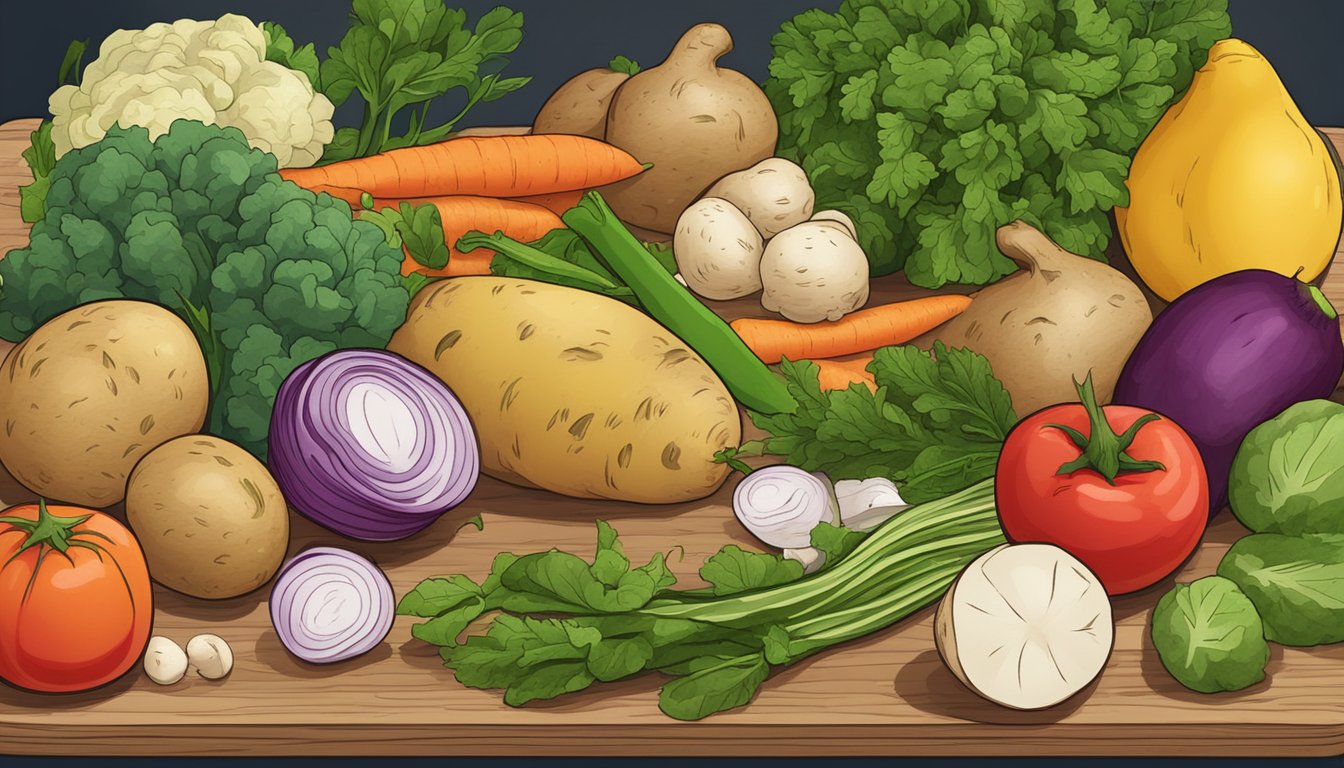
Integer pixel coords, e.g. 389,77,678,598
809,210,857,240
760,221,870,323
674,197,764,300
0,300,209,507
705,158,815,238
388,277,741,503
126,435,289,599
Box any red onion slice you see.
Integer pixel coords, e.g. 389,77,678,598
270,547,394,664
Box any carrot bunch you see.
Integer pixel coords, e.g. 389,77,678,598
280,135,645,277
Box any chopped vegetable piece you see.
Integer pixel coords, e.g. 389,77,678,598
271,547,395,664
733,466,837,549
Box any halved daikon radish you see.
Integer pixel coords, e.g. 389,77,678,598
934,543,1114,710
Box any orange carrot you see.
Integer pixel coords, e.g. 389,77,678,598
307,183,366,207
813,354,877,393
372,196,565,278
511,190,585,215
281,135,644,201
731,294,974,364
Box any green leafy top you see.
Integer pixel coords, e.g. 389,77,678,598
764,0,1230,286
608,55,641,75
732,342,1016,503
0,121,409,458
317,1,531,163
261,21,321,89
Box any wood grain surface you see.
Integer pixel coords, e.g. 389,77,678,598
0,117,1343,757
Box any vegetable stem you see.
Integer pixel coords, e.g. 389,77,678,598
1046,373,1165,483
457,230,629,294
563,192,798,415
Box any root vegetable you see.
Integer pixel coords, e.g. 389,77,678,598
732,466,837,549
760,221,870,323
388,277,742,503
126,435,289,599
186,634,234,680
602,23,778,233
935,543,1114,710
144,636,188,686
533,68,630,139
0,300,209,507
704,157,814,238
916,221,1152,416
809,210,857,239
673,197,764,300
731,295,973,363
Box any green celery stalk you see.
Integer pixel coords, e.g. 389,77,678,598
562,192,798,415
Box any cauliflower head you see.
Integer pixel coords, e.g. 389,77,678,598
49,14,333,168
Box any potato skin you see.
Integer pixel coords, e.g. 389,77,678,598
0,300,209,507
533,68,629,139
126,435,289,599
388,277,741,503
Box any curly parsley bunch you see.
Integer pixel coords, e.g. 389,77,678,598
765,0,1230,286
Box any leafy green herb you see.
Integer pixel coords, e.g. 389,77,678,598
317,1,530,163
732,343,1016,503
1217,533,1344,647
261,21,320,89
1228,399,1344,536
1150,576,1269,693
400,480,1004,719
18,122,55,224
764,0,1230,286
360,201,451,269
608,55,641,75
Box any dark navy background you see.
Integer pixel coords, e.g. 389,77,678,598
1,0,1342,766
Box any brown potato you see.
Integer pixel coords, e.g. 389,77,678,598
533,68,629,139
0,300,209,507
388,277,741,503
916,222,1153,416
602,23,777,233
126,435,289,599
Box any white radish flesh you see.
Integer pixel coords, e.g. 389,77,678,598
935,543,1114,710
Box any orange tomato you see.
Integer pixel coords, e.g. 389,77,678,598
0,501,153,693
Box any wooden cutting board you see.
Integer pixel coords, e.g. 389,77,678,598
0,117,1343,757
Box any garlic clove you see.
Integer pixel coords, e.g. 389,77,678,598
186,633,234,680
835,477,909,531
783,546,826,574
144,636,188,686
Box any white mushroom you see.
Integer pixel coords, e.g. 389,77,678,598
760,220,871,323
186,633,234,680
809,209,858,239
673,197,764,300
935,543,1114,710
704,157,816,238
143,636,188,686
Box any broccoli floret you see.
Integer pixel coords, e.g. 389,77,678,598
0,119,409,458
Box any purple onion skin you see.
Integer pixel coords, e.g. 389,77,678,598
1114,270,1344,514
268,349,481,541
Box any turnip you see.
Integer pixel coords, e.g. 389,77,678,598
934,543,1114,710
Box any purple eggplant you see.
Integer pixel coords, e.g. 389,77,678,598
1113,269,1344,514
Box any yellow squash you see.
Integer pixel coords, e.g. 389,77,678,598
1115,39,1343,302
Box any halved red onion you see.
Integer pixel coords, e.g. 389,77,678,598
270,547,394,664
268,349,479,541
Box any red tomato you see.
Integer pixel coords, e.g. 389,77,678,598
995,378,1208,596
0,501,153,693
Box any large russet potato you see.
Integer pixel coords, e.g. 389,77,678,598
388,277,741,503
126,435,289,599
0,300,209,507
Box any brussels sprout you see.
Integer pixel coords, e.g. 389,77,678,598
1151,576,1268,693
1229,399,1344,535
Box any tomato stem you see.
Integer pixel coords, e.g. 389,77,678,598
0,500,112,602
1044,373,1166,485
